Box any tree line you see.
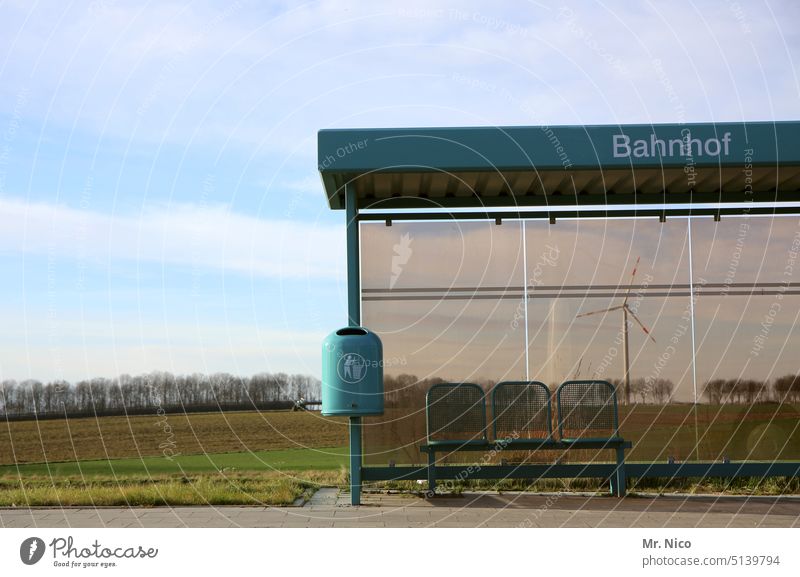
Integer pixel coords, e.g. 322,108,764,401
610,378,675,405
702,374,800,405
3,371,797,421
382,374,800,406
0,372,321,420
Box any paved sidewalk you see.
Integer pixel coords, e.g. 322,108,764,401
2,491,799,528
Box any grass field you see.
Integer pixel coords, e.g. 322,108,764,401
365,403,800,465
0,445,348,477
5,404,798,468
0,410,351,506
2,405,799,505
0,471,345,507
0,410,348,465
0,443,349,507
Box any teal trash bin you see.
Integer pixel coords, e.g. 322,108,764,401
321,327,384,416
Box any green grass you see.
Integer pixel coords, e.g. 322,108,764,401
0,470,346,507
375,475,800,496
0,445,348,478
2,442,798,506
0,410,348,465
2,401,798,505
0,445,349,506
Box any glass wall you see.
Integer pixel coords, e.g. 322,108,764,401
524,218,697,462
691,216,800,460
360,221,526,465
360,215,800,465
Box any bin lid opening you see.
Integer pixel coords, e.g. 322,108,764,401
336,327,368,336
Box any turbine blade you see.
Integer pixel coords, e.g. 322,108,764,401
575,305,623,318
622,256,641,307
627,307,656,343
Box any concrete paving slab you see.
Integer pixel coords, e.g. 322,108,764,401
2,491,799,528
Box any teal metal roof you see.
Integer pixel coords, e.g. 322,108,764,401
318,121,800,213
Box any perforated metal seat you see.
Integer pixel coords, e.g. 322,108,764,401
556,380,620,441
491,381,552,440
426,383,488,445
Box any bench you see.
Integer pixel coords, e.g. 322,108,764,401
420,380,632,496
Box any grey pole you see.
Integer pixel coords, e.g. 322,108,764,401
623,307,630,406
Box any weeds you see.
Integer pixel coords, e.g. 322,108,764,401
0,470,346,507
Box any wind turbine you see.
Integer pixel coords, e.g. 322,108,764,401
575,257,656,405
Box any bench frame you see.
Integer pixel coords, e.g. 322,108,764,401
420,380,632,497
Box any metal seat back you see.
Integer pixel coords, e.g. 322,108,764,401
556,380,619,440
426,383,487,443
491,381,552,440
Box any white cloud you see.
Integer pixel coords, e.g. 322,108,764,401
1,0,798,382
0,314,326,381
0,0,797,157
0,196,344,280
276,174,324,196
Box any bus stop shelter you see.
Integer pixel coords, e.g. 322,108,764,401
319,121,800,505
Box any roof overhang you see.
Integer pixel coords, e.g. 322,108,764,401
318,121,800,216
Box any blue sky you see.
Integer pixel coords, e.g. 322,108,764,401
0,0,798,381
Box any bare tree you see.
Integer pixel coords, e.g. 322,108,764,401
0,371,322,419
703,379,725,404
774,374,800,404
652,379,674,404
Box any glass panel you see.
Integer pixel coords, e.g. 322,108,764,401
691,215,800,461
358,214,800,469
360,221,526,465
525,218,698,461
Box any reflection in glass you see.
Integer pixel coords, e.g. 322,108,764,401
691,216,800,460
360,221,526,465
525,218,698,462
359,215,800,467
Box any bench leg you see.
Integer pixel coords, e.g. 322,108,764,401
427,451,437,496
614,445,627,498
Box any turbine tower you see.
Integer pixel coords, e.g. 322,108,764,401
575,257,655,405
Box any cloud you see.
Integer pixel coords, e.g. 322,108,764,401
0,0,797,158
1,0,798,383
0,313,327,381
0,196,344,279
277,174,324,196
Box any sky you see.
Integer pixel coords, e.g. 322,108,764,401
0,0,798,382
